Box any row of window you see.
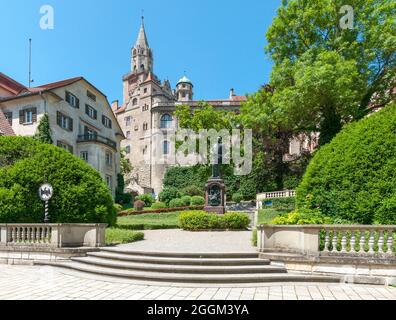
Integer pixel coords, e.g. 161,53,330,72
79,150,113,167
124,141,170,155
124,114,173,129
66,91,112,129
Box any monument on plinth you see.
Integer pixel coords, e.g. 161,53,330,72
204,138,226,214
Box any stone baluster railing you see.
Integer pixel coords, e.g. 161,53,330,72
7,225,52,245
257,225,395,256
322,226,395,255
256,190,296,209
0,224,107,248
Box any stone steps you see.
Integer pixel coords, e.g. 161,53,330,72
70,256,286,274
37,248,343,284
42,261,341,284
100,248,260,259
86,251,270,266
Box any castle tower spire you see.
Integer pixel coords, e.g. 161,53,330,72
131,16,153,73
135,16,149,48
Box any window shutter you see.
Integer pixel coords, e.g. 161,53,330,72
102,115,105,125
94,109,98,120
65,91,70,104
76,98,80,109
109,120,112,129
69,145,74,154
69,118,74,131
85,105,89,114
56,111,61,126
19,110,24,124
32,108,37,123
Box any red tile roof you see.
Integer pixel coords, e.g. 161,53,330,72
0,72,28,96
0,109,15,136
231,95,247,101
31,77,83,91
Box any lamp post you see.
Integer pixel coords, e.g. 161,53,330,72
38,183,53,223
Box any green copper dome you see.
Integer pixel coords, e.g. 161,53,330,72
177,75,193,86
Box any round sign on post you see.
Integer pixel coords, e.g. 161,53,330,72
39,184,53,223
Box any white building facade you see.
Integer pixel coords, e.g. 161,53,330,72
0,74,125,197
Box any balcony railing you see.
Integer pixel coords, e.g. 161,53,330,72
77,134,117,150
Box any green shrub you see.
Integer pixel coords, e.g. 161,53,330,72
232,193,243,204
224,212,250,229
191,196,205,206
169,198,185,208
181,185,204,197
134,200,145,211
151,202,167,210
114,204,123,213
181,196,192,206
0,136,116,225
252,229,257,246
266,198,296,212
105,228,144,244
159,187,182,205
297,105,396,224
271,209,333,225
178,211,250,230
136,194,155,207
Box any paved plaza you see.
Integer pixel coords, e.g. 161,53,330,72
0,265,395,300
117,230,257,253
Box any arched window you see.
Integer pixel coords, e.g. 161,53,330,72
163,141,170,155
132,98,138,106
140,64,145,71
160,114,173,129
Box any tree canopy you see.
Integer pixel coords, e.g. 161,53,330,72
296,104,396,224
0,136,116,225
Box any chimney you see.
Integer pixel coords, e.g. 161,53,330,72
229,88,235,99
111,100,119,111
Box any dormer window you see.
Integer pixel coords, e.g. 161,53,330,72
87,90,96,102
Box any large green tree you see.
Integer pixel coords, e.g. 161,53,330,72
265,0,395,145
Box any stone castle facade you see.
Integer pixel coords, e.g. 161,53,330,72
112,19,246,196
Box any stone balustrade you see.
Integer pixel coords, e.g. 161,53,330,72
257,224,396,257
256,190,296,209
0,224,107,248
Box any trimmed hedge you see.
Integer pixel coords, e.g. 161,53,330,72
0,136,116,225
181,196,192,206
169,198,184,208
297,104,396,224
151,202,167,210
119,206,205,217
179,211,250,230
191,196,205,206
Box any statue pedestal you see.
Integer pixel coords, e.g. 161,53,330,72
204,178,226,215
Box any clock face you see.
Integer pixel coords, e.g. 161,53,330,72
39,184,53,201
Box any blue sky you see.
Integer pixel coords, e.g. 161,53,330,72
0,0,281,103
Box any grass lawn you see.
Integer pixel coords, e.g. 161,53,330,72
117,212,181,230
105,228,144,245
257,208,286,225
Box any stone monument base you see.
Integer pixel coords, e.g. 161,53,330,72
204,178,226,215
204,206,226,215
